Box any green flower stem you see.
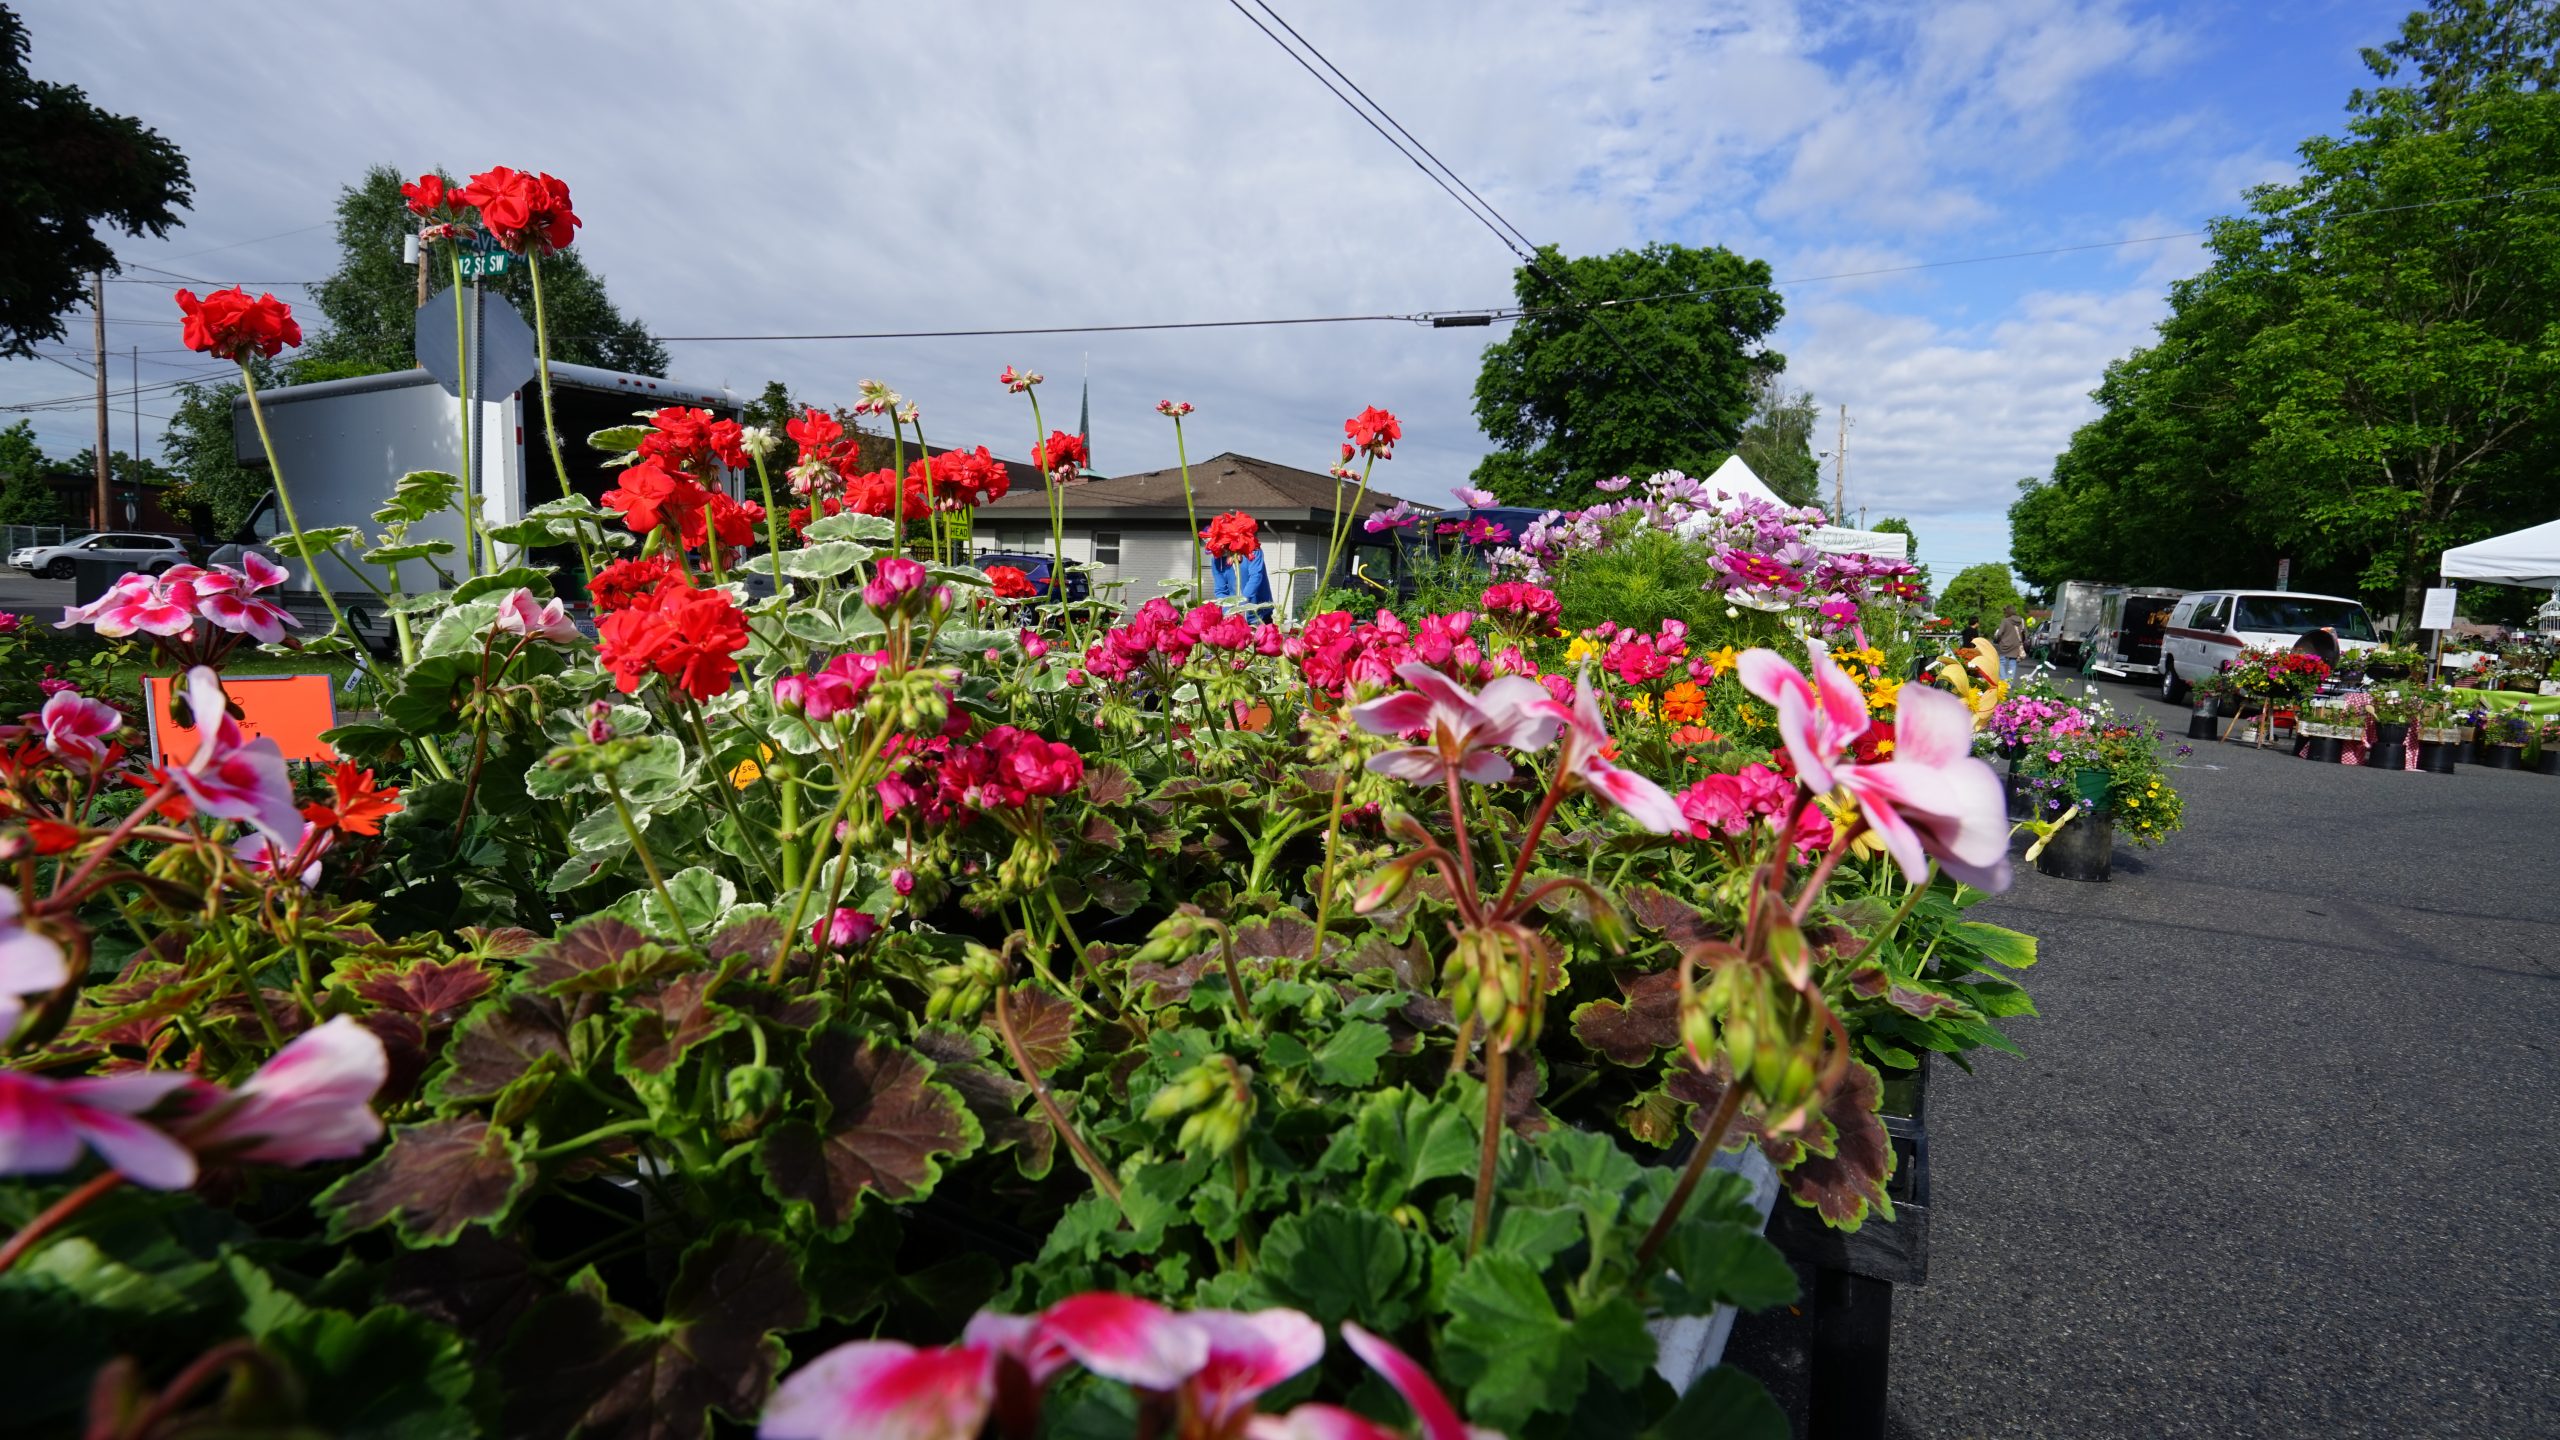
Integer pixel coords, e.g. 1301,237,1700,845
749,449,794,639
1633,1079,1747,1271
239,368,353,644
224,939,287,1050
605,773,703,961
778,764,803,894
1306,765,1349,973
527,1115,661,1163
1025,389,1082,651
1469,1040,1508,1256
448,248,486,575
995,983,1123,1214
523,249,597,589
1173,415,1202,596
1878,861,1938,952
1316,454,1377,598
682,701,781,894
0,1170,124,1277
772,724,888,984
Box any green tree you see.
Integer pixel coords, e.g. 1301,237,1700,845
2018,0,2560,623
1728,376,1823,507
161,355,279,536
1935,562,2022,630
0,418,59,522
1470,242,1787,509
1869,516,1930,591
299,165,668,380
0,6,191,358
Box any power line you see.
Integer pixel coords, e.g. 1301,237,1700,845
148,222,333,263
0,371,232,414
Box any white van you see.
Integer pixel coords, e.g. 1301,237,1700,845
2156,589,2379,702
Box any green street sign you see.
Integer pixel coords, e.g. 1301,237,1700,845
458,251,512,279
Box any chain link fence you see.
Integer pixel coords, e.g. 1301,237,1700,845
0,526,75,557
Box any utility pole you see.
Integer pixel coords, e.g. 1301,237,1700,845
92,271,109,531
1831,403,1849,523
412,233,429,307
131,346,141,502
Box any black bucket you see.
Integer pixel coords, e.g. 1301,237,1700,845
2416,740,2459,774
2370,723,2408,770
2185,702,2219,740
2033,812,2112,882
2480,743,2521,771
2303,735,2344,763
2538,750,2560,776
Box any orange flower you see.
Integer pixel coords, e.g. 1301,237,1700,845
1661,680,1707,725
1671,724,1719,746
308,763,403,836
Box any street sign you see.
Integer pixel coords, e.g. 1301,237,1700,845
457,251,512,278
415,284,540,398
2419,587,2457,630
2275,558,2290,591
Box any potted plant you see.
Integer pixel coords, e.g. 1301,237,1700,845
2367,684,2416,771
2478,707,2530,768
2413,692,2465,772
2362,642,2427,682
2297,697,2357,763
2183,670,2230,740
2537,717,2560,775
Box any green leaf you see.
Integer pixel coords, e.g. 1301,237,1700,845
1490,1204,1585,1269
1572,1293,1659,1390
587,425,648,455
606,863,733,935
382,653,479,736
317,1116,532,1244
1952,920,2038,968
1251,1203,1419,1331
487,494,615,548
930,563,991,588
801,511,896,543
268,524,361,561
1441,1252,1580,1428
497,1225,811,1440
418,596,504,658
1645,1366,1789,1440
1310,1020,1391,1087
1651,1220,1798,1315
229,1256,478,1440
362,539,457,564
768,541,874,579
375,469,463,525
1332,1085,1476,1208
452,565,560,605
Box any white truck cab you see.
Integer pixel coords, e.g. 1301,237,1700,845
2157,589,2379,702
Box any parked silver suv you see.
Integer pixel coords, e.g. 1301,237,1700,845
10,532,190,580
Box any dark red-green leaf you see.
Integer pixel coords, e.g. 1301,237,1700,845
459,926,544,959
498,1225,810,1440
532,915,676,994
384,1228,544,1354
707,917,785,969
318,1116,530,1244
911,1028,1053,1179
1081,760,1136,806
619,972,736,1077
1570,969,1683,1066
1780,1061,1896,1229
351,958,497,1022
1846,965,1967,1020
432,992,569,1106
756,1031,978,1230
356,1010,430,1106
1623,886,1713,946
1005,988,1080,1074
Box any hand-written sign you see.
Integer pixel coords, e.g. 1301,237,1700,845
145,674,340,768
2419,588,2458,631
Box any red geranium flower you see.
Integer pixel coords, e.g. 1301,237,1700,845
787,406,844,459
175,288,302,362
596,581,749,700
589,554,685,614
600,457,711,540
1033,430,1088,480
305,762,403,836
1344,406,1401,461
456,167,580,255
845,466,929,521
705,491,766,549
926,446,1011,510
399,173,452,217
987,565,1036,599
1201,511,1260,560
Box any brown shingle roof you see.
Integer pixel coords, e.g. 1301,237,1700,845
976,452,1392,520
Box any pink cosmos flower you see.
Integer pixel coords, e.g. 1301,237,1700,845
0,888,68,1043
1351,662,1560,786
1537,672,1685,833
1450,486,1496,508
760,1340,997,1440
183,1014,386,1166
169,666,305,843
0,1068,200,1190
37,689,120,765
494,587,581,644
1831,682,2013,890
1737,647,1871,793
1594,476,1633,493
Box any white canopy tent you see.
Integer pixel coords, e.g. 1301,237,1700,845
2441,517,2560,590
1672,456,1911,560
1698,454,1788,508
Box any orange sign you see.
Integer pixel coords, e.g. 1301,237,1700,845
145,674,341,767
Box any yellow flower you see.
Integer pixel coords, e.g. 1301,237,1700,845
1865,678,1902,713
1627,691,1654,718
1565,636,1603,666
1706,645,1740,676
1738,702,1763,729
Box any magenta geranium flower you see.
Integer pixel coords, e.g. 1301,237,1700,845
0,1068,200,1190
168,666,305,844
36,689,120,765
1351,662,1561,786
759,1339,997,1440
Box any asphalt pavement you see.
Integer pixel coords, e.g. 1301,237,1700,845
1731,677,2559,1437
0,572,75,621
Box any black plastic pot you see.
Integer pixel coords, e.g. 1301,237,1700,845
2416,740,2460,774
2366,662,2412,681
2480,743,2522,771
2185,700,2219,740
2537,750,2560,776
2303,735,2344,763
2034,812,2112,882
2369,722,2409,770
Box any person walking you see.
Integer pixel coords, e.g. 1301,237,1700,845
1993,606,2028,682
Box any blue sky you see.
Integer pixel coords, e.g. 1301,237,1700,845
2,0,2420,581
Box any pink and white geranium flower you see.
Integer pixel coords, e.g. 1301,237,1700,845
1833,682,2013,890
36,689,120,765
0,1068,200,1190
1536,671,1686,834
1351,662,1560,786
169,666,305,844
758,1339,998,1440
1737,645,1872,793
0,888,67,1043
493,586,581,644
1247,1323,1494,1440
182,1016,388,1170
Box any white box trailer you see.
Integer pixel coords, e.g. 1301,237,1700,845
2090,585,2185,681
2039,580,2121,668
227,363,738,650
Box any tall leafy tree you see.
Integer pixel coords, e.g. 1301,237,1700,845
0,5,191,357
1729,376,1823,507
1869,516,1929,591
1470,242,1787,509
0,418,60,522
160,356,279,536
1935,562,2023,629
2018,0,2560,622
300,165,668,379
